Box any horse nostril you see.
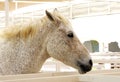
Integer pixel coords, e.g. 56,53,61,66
77,61,92,73
89,59,93,66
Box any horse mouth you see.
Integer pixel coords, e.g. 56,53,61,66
76,61,92,74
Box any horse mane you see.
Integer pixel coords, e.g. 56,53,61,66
0,19,42,40
0,10,70,40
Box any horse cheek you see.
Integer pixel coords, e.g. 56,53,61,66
46,38,64,61
46,39,58,59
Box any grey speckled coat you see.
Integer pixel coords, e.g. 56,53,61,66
0,9,92,75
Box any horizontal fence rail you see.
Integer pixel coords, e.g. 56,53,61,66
0,70,120,82
1,1,120,27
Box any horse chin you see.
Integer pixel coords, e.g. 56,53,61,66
78,69,87,74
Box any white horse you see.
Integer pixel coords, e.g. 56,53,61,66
0,9,92,75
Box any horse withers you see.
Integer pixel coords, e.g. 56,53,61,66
0,9,92,75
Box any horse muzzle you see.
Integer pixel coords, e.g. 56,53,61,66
77,59,93,74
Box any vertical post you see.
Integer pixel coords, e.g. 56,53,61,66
15,1,18,10
69,1,72,19
5,0,9,27
88,2,90,16
56,62,61,72
11,2,17,23
108,1,111,14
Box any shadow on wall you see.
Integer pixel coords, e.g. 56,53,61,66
108,42,120,52
83,40,120,53
83,40,99,53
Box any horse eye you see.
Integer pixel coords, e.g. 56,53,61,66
67,32,74,38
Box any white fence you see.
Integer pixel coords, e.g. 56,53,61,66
1,1,120,28
0,52,120,82
40,52,120,72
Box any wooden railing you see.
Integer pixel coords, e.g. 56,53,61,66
0,69,120,82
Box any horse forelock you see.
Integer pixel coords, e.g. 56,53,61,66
54,12,70,26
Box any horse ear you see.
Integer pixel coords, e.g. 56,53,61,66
53,8,59,15
45,10,54,21
54,8,58,12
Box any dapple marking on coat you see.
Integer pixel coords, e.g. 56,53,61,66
0,9,92,75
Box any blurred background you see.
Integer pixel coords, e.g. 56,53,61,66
1,0,120,73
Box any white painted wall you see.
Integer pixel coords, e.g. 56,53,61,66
72,14,120,51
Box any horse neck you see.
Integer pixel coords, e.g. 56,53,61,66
30,18,54,61
36,17,55,42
